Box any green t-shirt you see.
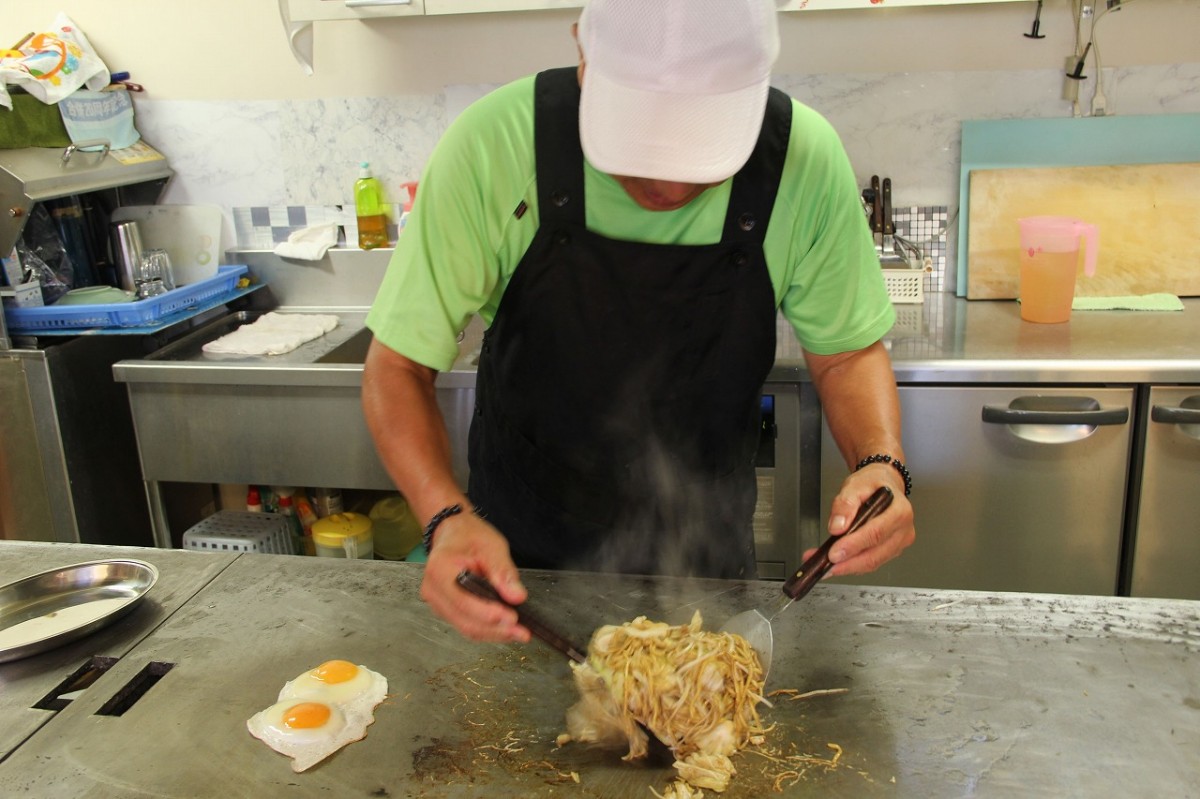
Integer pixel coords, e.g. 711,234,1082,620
366,74,894,372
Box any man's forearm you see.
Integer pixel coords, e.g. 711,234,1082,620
804,340,904,469
362,338,469,525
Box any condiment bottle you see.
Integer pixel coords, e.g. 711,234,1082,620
294,495,319,556
246,486,263,512
312,487,344,518
354,162,389,250
275,488,305,555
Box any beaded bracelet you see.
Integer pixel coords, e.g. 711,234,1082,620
422,503,465,554
855,454,912,496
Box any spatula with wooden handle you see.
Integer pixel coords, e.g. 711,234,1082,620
719,485,895,679
456,570,675,763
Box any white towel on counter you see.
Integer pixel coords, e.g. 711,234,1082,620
202,312,340,356
273,223,339,261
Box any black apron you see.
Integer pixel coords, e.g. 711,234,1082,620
467,67,791,579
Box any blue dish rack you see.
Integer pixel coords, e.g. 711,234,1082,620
5,265,249,333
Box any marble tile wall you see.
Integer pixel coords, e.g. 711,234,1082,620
130,63,1200,295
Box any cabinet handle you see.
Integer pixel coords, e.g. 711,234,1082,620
345,0,412,6
982,402,1129,426
1150,405,1200,425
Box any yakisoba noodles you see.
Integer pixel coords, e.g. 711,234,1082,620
557,611,769,793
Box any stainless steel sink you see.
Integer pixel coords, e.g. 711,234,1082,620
315,326,374,364
315,317,485,367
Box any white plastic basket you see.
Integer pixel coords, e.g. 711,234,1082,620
182,510,295,555
883,268,924,304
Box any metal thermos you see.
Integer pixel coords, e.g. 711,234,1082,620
109,221,144,293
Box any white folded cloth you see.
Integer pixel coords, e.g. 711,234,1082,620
202,312,340,356
273,223,339,260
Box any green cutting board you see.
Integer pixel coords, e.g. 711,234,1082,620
955,113,1200,297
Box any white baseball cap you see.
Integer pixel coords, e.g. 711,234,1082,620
577,0,781,184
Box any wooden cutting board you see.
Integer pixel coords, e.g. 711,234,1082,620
966,163,1200,299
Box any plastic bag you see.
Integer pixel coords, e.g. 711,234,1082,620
16,204,75,305
0,14,110,110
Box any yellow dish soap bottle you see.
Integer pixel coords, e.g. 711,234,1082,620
354,162,389,250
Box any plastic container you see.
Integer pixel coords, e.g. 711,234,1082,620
1017,216,1099,324
4,264,248,332
312,512,374,559
354,162,389,250
312,487,344,518
182,510,295,555
398,181,418,232
369,495,423,560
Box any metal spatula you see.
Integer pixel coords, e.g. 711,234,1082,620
456,570,675,762
720,485,895,677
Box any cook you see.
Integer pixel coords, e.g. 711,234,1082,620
362,0,916,643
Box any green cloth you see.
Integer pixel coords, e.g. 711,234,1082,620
366,74,894,372
0,92,72,149
1072,294,1184,311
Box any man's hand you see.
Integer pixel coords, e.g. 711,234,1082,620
419,512,531,643
808,465,915,576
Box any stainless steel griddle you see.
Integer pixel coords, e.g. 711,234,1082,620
0,542,1196,797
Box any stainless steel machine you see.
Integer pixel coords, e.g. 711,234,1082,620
0,144,172,545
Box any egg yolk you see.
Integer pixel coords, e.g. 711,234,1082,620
314,660,359,684
283,702,331,729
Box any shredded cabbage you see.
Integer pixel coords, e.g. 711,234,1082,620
558,611,767,793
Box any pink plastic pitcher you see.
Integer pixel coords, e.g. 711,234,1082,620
1017,216,1099,323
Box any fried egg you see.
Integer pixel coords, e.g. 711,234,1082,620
247,660,388,772
278,659,387,706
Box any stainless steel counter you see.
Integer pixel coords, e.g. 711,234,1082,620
114,288,1200,388
0,542,236,760
772,293,1200,383
109,255,1200,556
1,542,1196,797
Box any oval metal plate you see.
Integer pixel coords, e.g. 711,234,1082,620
0,559,159,664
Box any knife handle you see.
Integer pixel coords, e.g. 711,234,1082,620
782,486,894,601
881,178,895,235
456,571,588,664
869,175,883,234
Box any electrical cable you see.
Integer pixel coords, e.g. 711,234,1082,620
1066,0,1086,116
1087,0,1140,116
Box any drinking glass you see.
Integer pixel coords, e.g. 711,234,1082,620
138,249,176,294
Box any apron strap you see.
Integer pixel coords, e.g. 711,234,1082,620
534,67,586,228
722,87,793,245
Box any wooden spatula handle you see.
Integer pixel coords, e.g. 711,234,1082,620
782,486,894,600
456,571,588,664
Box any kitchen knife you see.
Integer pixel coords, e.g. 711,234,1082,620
869,175,883,251
881,177,895,257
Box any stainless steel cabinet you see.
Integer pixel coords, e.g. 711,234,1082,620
821,385,1135,595
1129,387,1200,600
751,383,822,581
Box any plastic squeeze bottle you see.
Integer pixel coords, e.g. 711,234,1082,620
354,162,389,250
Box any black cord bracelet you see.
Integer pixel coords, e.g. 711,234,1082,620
855,454,912,496
422,503,464,554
